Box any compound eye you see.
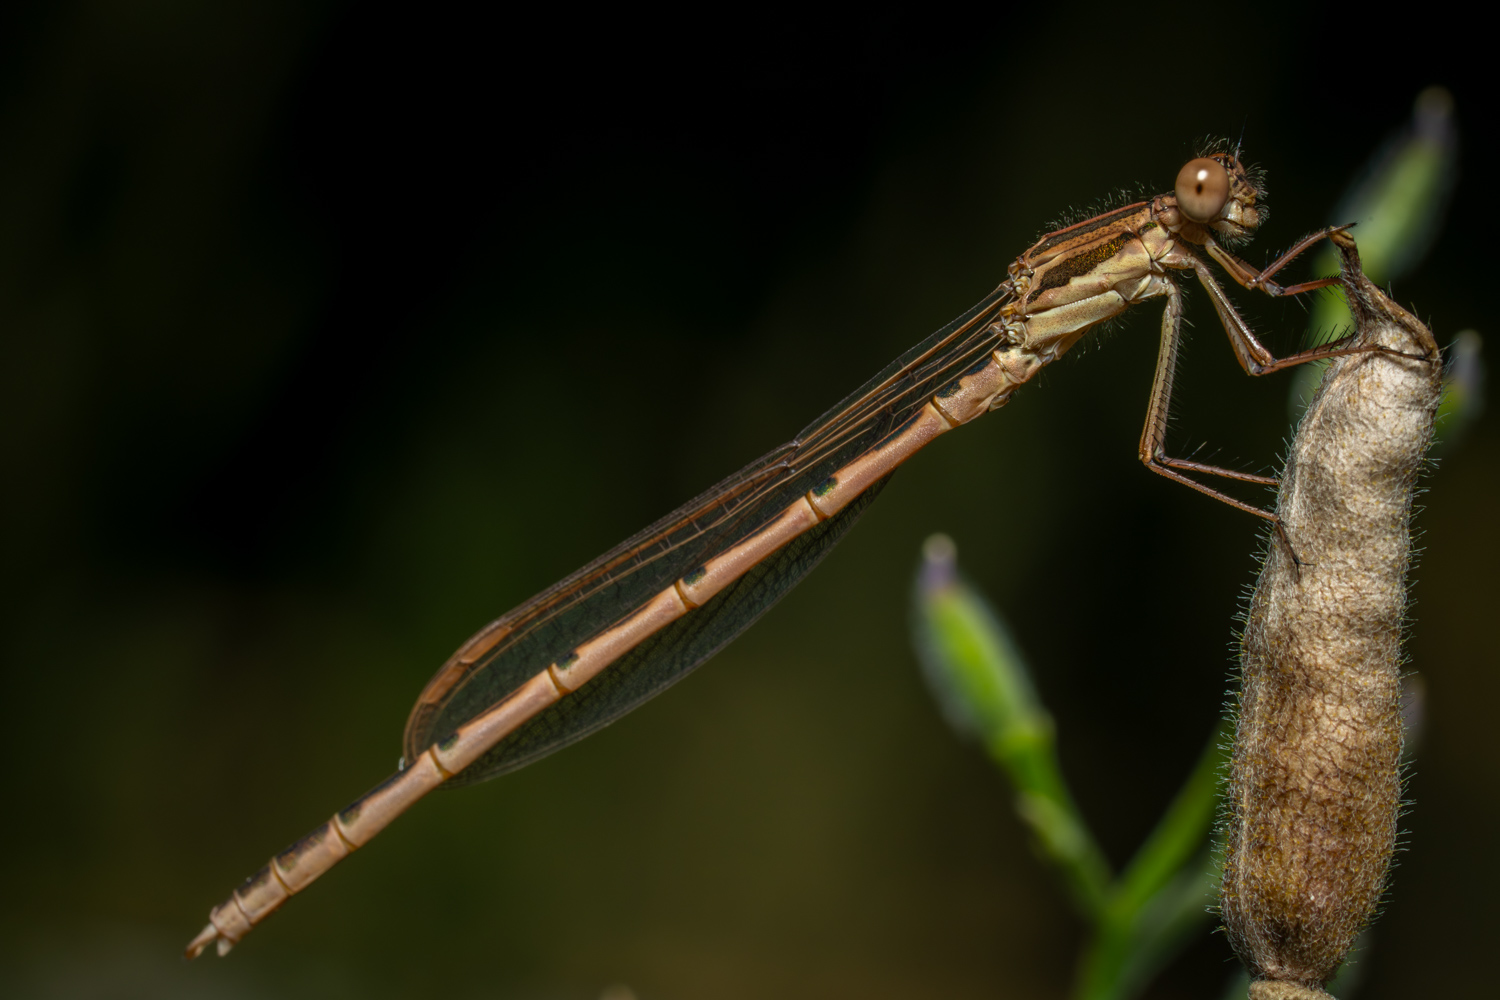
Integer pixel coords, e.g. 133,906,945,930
1174,157,1230,223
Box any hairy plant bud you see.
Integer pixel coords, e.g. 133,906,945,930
1220,230,1441,999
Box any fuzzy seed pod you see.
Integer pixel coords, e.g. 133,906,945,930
1220,231,1441,999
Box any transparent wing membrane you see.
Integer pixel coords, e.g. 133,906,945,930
403,287,1010,777
447,476,890,786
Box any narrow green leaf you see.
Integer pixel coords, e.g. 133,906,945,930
911,534,1112,919
1289,86,1459,418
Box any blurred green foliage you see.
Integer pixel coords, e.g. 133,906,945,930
1287,86,1481,448
913,536,1230,1000
1435,330,1484,452
913,534,1113,919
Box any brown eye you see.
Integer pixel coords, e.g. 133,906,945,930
1174,157,1230,223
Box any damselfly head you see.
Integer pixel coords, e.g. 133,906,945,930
1171,153,1264,241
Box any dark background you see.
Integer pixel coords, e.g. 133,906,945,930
1,2,1494,998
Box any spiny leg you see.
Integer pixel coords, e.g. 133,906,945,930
1202,226,1428,374
1191,259,1409,377
1137,280,1280,522
1206,224,1351,297
1137,229,1396,547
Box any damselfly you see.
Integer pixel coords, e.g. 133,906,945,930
187,147,1375,958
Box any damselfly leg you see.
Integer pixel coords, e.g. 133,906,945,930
1140,222,1411,519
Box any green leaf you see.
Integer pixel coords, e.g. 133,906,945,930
911,534,1112,918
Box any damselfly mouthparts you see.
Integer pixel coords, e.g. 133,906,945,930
187,147,1370,958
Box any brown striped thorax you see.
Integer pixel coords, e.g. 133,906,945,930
994,152,1265,369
